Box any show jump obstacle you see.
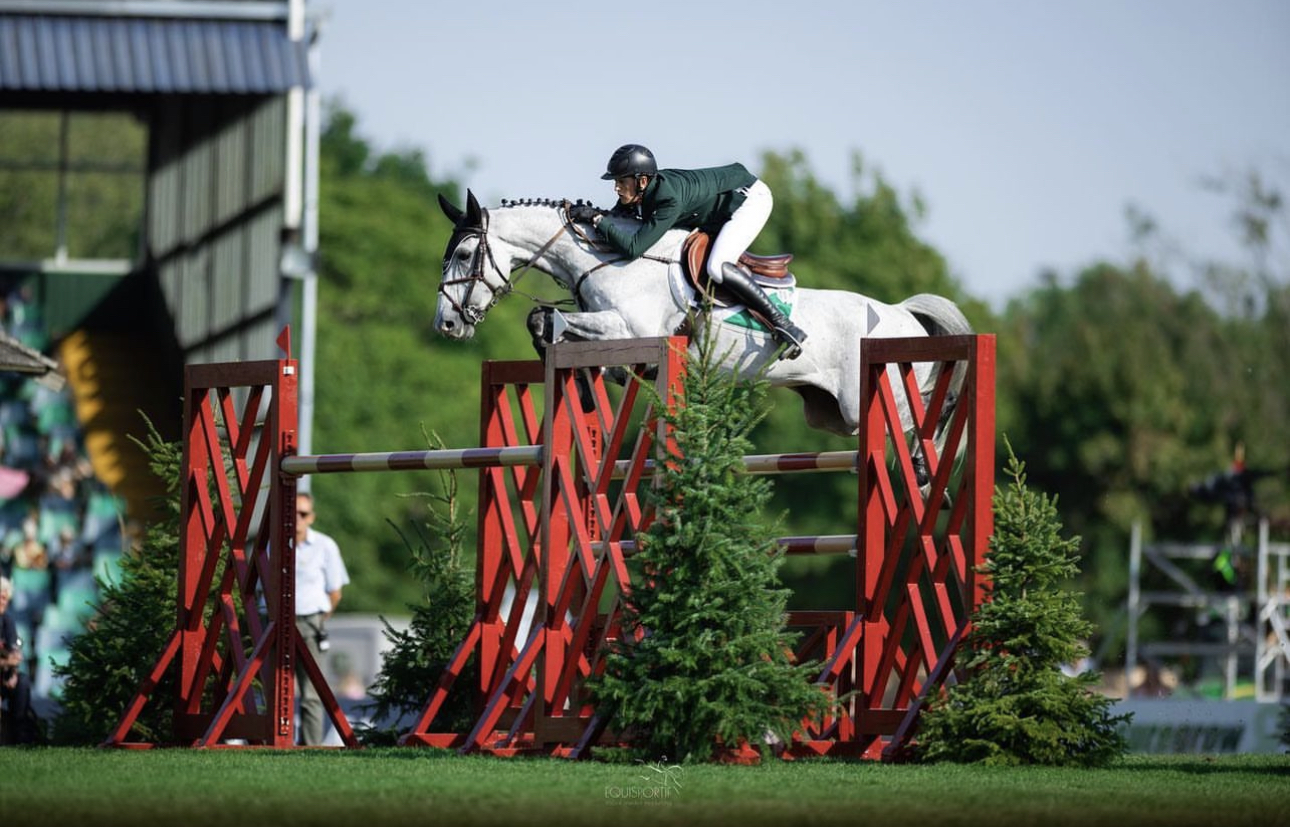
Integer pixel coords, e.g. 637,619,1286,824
108,330,996,760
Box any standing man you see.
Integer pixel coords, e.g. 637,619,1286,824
0,576,37,744
293,492,349,746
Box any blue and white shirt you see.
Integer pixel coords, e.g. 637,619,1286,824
295,528,349,616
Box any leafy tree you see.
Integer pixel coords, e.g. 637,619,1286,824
0,110,145,260
756,148,961,301
995,172,1290,656
52,418,181,744
588,331,824,763
917,447,1130,766
313,103,561,612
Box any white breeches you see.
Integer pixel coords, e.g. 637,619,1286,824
707,178,773,283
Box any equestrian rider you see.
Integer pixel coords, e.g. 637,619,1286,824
575,144,807,360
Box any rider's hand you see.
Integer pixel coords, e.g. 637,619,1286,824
567,204,602,224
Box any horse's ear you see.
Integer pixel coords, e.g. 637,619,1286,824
465,189,484,228
438,192,464,225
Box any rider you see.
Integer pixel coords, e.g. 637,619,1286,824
577,144,807,360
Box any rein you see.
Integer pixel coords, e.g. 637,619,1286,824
439,207,572,324
441,201,681,323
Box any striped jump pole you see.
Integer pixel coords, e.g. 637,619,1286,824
281,447,864,562
281,445,544,476
281,446,866,572
610,449,860,478
596,535,858,557
281,446,858,479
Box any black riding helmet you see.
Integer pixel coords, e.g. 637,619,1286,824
601,144,657,180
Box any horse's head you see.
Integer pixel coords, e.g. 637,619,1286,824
435,189,512,339
435,192,606,339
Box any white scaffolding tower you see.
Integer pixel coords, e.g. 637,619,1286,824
1126,519,1290,701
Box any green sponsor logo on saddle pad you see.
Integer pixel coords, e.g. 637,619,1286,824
721,290,795,333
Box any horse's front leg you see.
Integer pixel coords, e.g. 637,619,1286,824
525,308,636,412
531,308,638,345
526,307,558,354
564,311,639,340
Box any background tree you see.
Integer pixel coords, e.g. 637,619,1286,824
994,172,1290,660
312,103,560,611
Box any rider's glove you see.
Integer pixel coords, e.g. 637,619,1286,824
567,204,603,224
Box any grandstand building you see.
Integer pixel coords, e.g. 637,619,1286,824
0,0,320,703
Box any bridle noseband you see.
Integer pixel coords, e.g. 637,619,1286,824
439,208,509,326
439,202,607,326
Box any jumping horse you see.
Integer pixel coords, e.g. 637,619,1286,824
434,190,972,442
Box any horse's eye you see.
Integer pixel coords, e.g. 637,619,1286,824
456,249,471,262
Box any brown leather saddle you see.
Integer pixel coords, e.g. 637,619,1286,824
682,231,795,307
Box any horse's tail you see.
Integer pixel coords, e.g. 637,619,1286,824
900,293,974,338
899,294,974,483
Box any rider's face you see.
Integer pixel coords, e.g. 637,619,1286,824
613,175,645,206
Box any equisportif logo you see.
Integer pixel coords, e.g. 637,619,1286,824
603,758,684,804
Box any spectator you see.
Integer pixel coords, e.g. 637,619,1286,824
10,515,50,624
12,515,46,571
49,525,83,569
0,576,37,744
293,493,349,746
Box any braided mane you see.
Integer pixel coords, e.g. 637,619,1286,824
498,197,599,209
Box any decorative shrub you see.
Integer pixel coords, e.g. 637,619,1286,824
53,417,181,745
588,333,823,763
917,444,1131,766
362,431,476,743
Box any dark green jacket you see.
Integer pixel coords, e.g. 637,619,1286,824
597,163,757,259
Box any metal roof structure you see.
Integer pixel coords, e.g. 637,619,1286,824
0,12,310,94
0,0,321,456
0,330,64,389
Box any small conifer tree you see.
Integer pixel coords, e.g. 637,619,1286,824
917,444,1130,766
362,431,476,743
588,333,822,762
53,416,182,744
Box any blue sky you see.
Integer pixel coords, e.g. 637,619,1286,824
314,0,1289,309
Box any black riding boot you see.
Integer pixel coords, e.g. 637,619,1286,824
720,262,807,360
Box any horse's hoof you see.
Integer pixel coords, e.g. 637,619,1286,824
526,307,549,350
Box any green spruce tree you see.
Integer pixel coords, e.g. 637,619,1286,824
917,444,1130,766
362,431,476,744
588,332,823,763
53,417,182,744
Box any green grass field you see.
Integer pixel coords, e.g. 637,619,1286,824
1,749,1287,827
